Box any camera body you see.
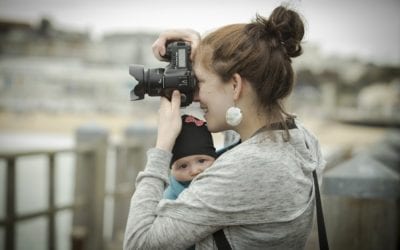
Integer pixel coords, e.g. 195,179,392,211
129,41,197,107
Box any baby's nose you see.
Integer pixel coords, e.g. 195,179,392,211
191,166,203,176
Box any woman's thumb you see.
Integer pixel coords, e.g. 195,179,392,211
171,90,181,110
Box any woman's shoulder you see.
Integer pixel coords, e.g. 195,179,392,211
207,137,283,177
215,140,263,162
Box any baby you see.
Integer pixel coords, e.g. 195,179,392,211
163,115,217,200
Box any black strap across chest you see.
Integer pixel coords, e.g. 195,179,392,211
213,228,232,250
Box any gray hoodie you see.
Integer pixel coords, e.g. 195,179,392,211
124,120,326,250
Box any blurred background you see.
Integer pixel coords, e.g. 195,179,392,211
0,0,399,250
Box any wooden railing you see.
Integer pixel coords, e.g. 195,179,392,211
0,123,157,250
1,125,398,250
0,147,89,250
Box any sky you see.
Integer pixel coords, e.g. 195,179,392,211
0,0,399,65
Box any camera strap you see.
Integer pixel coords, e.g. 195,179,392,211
312,170,330,250
212,170,329,250
213,229,232,250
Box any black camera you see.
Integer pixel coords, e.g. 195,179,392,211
129,41,197,107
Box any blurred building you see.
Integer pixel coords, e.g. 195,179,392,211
0,18,161,115
0,18,90,58
0,17,399,126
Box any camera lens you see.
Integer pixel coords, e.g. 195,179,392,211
129,64,146,100
129,64,165,100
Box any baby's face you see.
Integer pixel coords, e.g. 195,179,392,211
171,154,215,182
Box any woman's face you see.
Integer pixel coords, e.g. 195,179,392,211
171,154,215,182
193,61,234,132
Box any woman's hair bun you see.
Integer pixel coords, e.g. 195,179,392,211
255,6,305,58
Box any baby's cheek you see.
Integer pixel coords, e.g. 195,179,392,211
174,169,191,181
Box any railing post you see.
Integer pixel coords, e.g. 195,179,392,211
111,124,156,246
124,124,157,182
48,153,56,250
5,157,16,250
72,124,109,250
322,131,400,250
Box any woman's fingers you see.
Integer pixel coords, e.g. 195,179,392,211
171,90,181,114
152,37,168,61
158,91,181,114
156,91,182,151
152,29,201,61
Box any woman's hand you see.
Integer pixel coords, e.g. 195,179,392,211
156,90,182,152
152,29,201,61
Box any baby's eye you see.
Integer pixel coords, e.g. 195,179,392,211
179,164,188,169
198,159,206,163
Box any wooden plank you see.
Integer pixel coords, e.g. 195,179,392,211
48,153,56,250
324,196,399,250
5,157,16,250
0,201,84,226
0,146,93,159
73,124,109,250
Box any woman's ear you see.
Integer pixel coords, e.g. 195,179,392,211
231,73,244,101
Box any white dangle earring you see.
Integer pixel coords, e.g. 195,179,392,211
225,106,243,126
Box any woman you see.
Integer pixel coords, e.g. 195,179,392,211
124,5,325,250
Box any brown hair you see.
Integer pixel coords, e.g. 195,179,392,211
196,6,304,134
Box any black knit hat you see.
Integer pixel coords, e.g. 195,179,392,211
171,115,217,165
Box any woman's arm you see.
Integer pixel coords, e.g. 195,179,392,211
124,93,218,249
